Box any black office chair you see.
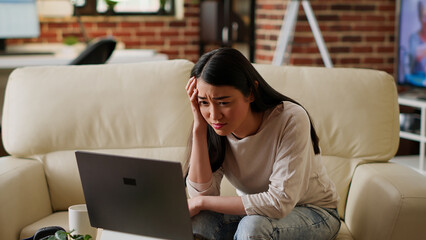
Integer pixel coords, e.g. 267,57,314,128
69,37,117,65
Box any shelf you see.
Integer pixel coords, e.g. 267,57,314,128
400,131,426,142
398,95,426,172
399,96,426,108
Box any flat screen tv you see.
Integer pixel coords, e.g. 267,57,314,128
396,0,426,90
0,0,40,55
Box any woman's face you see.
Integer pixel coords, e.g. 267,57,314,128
196,79,254,137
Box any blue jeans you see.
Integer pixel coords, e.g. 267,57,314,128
192,205,341,240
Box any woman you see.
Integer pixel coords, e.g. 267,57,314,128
185,48,340,240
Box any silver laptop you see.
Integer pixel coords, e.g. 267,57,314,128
75,151,193,240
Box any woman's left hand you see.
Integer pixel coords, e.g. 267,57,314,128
187,196,203,217
188,196,246,217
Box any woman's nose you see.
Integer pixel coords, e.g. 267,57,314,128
210,105,222,120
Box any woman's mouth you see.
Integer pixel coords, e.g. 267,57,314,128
212,123,226,129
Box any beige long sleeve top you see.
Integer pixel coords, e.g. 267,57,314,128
187,101,339,219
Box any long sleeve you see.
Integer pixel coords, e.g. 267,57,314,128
224,102,338,219
186,167,224,198
241,108,312,219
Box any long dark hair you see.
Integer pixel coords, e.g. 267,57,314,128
188,48,320,172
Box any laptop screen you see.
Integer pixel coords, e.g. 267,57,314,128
75,151,193,240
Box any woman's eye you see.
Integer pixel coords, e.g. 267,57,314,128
199,101,208,105
219,102,229,106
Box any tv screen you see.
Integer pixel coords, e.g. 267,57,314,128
396,0,426,88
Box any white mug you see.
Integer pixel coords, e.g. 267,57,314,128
68,204,97,238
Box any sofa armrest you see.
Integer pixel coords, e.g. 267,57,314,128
0,156,52,240
345,163,426,240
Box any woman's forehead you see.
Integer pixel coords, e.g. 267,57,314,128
197,80,241,97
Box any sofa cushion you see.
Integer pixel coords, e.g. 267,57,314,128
2,60,195,212
254,65,399,161
39,148,189,211
336,222,354,240
0,157,52,240
345,163,426,240
321,155,362,218
2,60,194,157
254,64,399,219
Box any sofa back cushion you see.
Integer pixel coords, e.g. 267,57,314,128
3,60,194,157
2,60,195,210
254,64,400,218
254,65,399,160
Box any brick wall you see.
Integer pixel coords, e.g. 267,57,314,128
8,0,200,62
255,0,396,74
7,0,397,74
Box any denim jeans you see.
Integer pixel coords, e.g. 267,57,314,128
192,205,341,240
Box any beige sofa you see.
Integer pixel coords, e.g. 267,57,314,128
0,60,425,240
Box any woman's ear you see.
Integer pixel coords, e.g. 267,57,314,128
254,80,259,88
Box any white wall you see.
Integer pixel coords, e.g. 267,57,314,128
37,0,73,17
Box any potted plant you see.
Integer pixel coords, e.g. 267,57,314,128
158,0,167,14
46,229,92,240
104,0,119,15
